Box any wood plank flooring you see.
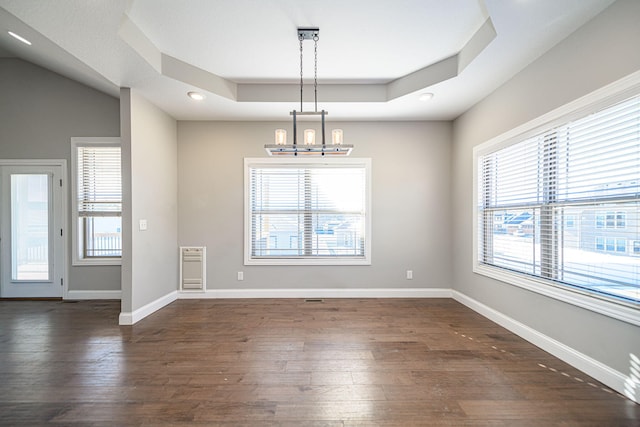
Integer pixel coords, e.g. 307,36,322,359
0,298,637,426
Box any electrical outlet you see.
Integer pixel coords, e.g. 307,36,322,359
406,270,413,280
237,271,244,281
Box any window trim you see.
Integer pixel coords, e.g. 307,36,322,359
244,157,372,266
472,71,640,327
71,137,122,266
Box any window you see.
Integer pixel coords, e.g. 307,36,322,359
71,138,122,265
475,91,640,313
606,212,616,228
596,236,630,254
597,211,626,228
565,215,576,229
245,158,371,265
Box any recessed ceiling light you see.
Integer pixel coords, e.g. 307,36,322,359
8,31,31,46
187,91,205,101
419,93,434,102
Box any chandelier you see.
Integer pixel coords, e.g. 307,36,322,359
265,28,353,156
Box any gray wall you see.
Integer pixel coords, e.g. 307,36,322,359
178,121,452,291
121,88,178,313
0,58,121,292
451,0,640,376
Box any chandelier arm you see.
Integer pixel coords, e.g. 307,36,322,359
293,110,297,147
321,110,325,149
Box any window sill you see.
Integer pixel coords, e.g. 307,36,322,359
245,257,371,266
72,258,122,267
473,263,640,327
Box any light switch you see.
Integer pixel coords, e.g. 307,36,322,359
139,219,148,231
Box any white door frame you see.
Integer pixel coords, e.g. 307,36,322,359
0,159,68,299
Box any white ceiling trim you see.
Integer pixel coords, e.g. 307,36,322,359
162,54,237,101
118,13,496,104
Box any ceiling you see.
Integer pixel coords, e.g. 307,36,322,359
0,0,616,121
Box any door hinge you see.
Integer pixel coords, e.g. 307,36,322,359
60,229,63,236
60,278,63,286
59,179,63,187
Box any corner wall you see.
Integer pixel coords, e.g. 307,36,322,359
120,88,178,323
451,0,640,400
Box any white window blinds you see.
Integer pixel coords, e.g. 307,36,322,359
76,143,122,259
77,146,122,217
478,94,640,305
246,159,370,264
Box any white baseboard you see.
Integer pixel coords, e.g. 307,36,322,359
66,290,122,300
178,287,452,299
452,290,639,404
118,290,178,325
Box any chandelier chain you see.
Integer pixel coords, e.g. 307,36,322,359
299,34,304,112
313,35,318,113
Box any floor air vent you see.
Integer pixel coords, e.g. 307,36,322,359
180,247,206,291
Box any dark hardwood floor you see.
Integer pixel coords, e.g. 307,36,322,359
0,298,637,426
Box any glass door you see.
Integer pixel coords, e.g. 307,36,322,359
0,165,64,298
